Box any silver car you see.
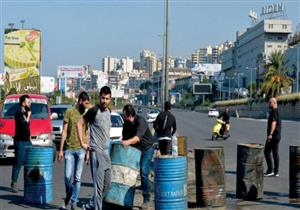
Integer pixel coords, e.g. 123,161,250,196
50,104,72,148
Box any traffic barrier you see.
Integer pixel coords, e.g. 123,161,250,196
177,136,187,156
104,142,141,208
24,146,53,204
195,147,226,207
290,145,300,198
154,156,187,210
236,143,264,200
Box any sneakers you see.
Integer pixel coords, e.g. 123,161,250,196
141,202,150,210
264,172,274,177
82,204,93,210
264,171,279,177
10,182,18,193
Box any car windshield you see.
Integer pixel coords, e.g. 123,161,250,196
111,115,123,128
50,107,69,120
2,102,49,119
150,110,159,114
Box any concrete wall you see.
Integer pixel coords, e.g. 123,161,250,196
215,100,300,121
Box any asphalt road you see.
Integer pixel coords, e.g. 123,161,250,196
0,108,299,210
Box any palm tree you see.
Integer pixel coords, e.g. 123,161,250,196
261,50,293,98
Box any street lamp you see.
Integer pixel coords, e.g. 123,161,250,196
225,76,234,99
238,73,244,99
246,67,256,98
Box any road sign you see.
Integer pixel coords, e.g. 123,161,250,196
193,83,212,95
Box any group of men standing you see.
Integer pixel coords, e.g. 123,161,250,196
57,87,176,210
9,87,281,210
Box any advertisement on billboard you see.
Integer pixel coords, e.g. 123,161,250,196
57,65,88,78
4,29,41,94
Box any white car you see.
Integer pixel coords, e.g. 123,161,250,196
110,112,124,142
208,108,219,117
147,109,160,123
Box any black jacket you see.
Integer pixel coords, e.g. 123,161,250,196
153,111,176,138
14,108,30,141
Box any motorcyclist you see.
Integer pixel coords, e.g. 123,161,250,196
218,107,230,135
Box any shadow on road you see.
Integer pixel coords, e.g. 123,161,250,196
81,182,93,188
0,194,59,209
226,170,237,175
264,191,289,197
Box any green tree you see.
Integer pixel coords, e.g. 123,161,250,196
261,50,293,98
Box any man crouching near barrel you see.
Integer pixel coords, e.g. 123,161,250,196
121,104,155,210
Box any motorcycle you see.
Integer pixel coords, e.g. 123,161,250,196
212,119,230,141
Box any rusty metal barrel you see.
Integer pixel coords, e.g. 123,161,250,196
290,145,300,198
195,147,226,207
236,143,264,200
177,136,187,156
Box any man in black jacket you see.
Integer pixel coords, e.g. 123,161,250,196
264,97,281,177
153,101,176,155
11,94,31,193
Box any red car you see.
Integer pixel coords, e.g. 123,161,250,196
0,94,56,160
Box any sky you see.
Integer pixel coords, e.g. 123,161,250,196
0,0,299,76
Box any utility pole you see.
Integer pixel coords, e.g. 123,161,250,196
297,47,300,93
162,0,169,110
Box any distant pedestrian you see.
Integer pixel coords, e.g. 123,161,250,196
122,104,154,210
58,91,90,210
10,94,31,193
153,101,176,155
78,86,112,210
264,97,281,177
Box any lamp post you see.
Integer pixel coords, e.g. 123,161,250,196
225,76,234,99
237,73,244,99
246,67,256,98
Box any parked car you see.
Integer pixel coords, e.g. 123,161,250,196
147,109,160,123
110,112,124,142
51,106,124,146
50,104,72,148
0,94,56,160
208,108,219,117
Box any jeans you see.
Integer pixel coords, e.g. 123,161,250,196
64,148,86,204
88,149,111,210
264,138,280,174
11,141,32,183
140,146,154,203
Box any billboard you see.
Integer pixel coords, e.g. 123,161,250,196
57,65,88,78
193,83,212,95
40,76,55,93
4,29,41,94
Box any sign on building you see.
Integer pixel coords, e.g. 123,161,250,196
57,65,88,78
193,83,212,95
4,29,41,94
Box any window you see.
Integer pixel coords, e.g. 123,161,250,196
2,103,49,119
278,45,282,48
268,36,272,40
269,24,273,29
282,24,287,29
277,36,283,40
267,45,272,48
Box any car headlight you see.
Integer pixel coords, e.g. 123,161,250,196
36,133,53,141
0,134,14,141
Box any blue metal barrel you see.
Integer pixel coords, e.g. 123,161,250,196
154,156,187,210
24,146,53,204
104,142,142,208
